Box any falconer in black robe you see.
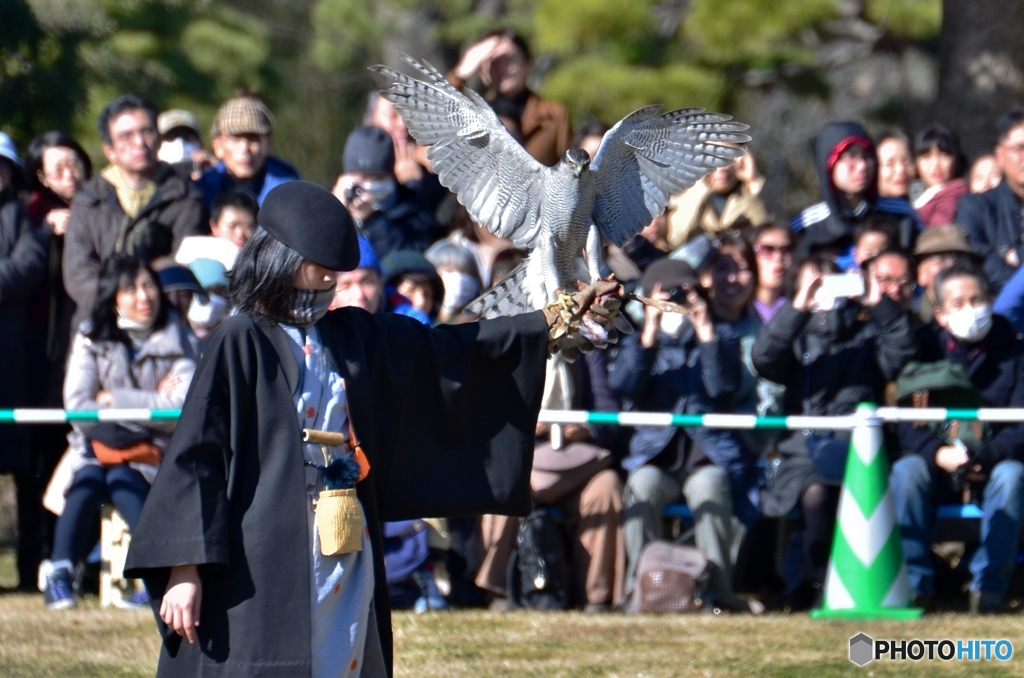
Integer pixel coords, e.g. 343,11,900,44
124,182,558,677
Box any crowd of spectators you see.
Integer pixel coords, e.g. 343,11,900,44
3,28,1024,617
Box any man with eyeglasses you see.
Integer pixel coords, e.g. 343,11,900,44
957,106,1024,291
865,249,916,313
64,94,206,333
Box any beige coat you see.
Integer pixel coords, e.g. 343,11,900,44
666,178,768,249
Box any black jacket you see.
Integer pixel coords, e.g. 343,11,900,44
752,297,915,416
0,190,48,470
124,308,548,677
360,185,444,258
956,178,1023,291
899,316,1024,474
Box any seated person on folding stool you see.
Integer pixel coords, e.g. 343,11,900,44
40,255,196,608
610,258,759,611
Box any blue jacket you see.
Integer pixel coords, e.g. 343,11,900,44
609,322,760,524
195,156,300,209
993,264,1024,333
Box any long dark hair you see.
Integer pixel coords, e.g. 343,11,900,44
229,226,305,322
25,131,92,195
914,124,966,179
86,255,168,344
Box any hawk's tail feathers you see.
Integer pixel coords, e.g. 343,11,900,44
461,259,534,320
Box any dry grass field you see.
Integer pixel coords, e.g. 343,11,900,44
0,581,1022,678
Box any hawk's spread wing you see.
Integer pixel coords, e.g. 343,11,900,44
591,106,751,247
370,54,548,248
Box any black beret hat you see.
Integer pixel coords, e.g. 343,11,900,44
640,258,700,295
258,180,359,271
343,125,395,175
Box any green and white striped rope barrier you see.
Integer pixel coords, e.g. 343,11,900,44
2,407,1024,426
0,409,182,424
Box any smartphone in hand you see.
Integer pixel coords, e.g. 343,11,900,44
815,273,864,309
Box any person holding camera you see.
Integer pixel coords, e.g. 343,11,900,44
332,126,442,259
890,262,1024,613
752,254,915,608
610,259,759,609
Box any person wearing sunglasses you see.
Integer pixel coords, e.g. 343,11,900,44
750,223,795,325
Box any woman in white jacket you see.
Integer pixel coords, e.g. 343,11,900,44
41,254,197,609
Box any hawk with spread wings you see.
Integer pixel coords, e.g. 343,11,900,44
371,55,750,342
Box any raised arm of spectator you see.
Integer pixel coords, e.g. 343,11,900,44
700,322,740,401
0,200,46,304
866,295,915,380
751,302,808,385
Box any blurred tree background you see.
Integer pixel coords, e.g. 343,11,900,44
2,0,1022,214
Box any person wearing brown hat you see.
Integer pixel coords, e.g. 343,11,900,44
123,180,617,677
195,94,299,209
913,223,981,324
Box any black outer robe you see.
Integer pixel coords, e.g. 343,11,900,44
124,307,549,677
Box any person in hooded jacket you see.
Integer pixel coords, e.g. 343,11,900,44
752,253,915,607
891,262,1024,613
790,122,919,269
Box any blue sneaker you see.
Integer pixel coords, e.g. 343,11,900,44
42,560,76,610
412,570,448,613
114,588,150,609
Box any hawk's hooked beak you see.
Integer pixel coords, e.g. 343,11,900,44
573,163,585,179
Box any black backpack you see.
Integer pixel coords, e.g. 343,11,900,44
507,509,572,610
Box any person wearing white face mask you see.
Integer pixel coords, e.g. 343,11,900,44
891,262,1024,614
425,238,484,323
610,258,762,612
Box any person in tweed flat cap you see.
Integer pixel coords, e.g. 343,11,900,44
195,93,300,208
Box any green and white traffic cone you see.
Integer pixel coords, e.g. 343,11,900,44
811,403,923,619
